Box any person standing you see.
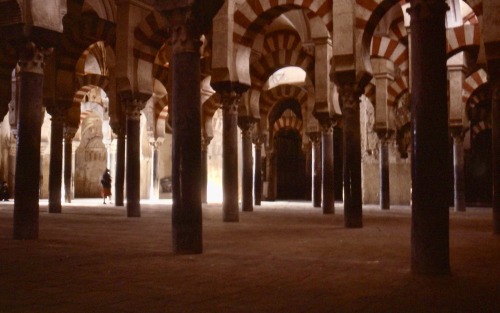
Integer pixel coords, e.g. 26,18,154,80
101,169,112,204
0,181,10,201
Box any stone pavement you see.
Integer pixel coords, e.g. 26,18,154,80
1,200,499,313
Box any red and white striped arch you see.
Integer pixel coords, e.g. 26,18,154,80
263,31,303,54
273,112,303,133
388,17,407,42
133,11,170,64
387,77,408,107
260,84,308,116
471,120,491,136
233,0,332,47
371,36,409,76
462,68,488,107
250,49,313,89
446,24,480,56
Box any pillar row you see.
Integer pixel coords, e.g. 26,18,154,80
239,118,256,212
320,121,334,214
253,136,263,206
308,132,322,208
125,99,144,218
48,106,66,214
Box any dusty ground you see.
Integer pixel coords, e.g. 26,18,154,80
1,200,499,313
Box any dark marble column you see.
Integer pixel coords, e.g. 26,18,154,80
114,127,125,206
63,127,75,203
491,79,500,234
239,118,256,212
13,43,49,240
321,121,335,214
266,149,277,201
221,91,241,221
169,9,203,253
201,136,211,204
339,83,363,228
48,106,65,213
409,0,450,274
253,136,263,206
309,132,322,208
451,129,465,212
125,100,143,217
377,133,390,210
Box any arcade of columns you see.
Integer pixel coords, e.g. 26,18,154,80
0,0,498,274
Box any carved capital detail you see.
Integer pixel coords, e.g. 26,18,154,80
308,131,321,143
165,7,202,54
338,82,363,110
64,127,77,142
48,106,67,125
220,91,241,115
125,100,145,121
18,42,52,75
240,120,256,139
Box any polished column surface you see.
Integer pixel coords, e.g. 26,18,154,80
452,131,465,212
409,0,450,274
253,138,263,206
201,136,210,204
321,122,334,214
13,43,48,240
310,132,322,208
378,136,390,210
126,100,142,218
48,107,65,214
63,128,74,204
221,91,240,221
114,128,125,206
240,119,255,212
340,84,363,228
168,9,203,253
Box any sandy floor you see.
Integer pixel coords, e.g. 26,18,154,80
1,199,499,313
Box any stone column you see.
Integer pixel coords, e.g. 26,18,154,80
125,99,143,217
168,7,203,253
239,118,256,212
320,120,335,214
201,135,211,204
114,126,125,206
253,136,263,206
150,142,160,200
491,78,500,234
13,43,50,240
266,149,277,201
339,83,363,227
377,133,390,210
409,0,450,274
309,132,322,208
48,106,65,213
221,90,241,221
450,129,465,212
63,127,76,203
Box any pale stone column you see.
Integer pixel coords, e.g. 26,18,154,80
239,117,256,212
149,141,161,200
125,99,143,217
13,43,50,239
409,0,450,275
339,83,363,228
48,106,66,213
221,90,241,221
451,129,465,212
308,132,322,208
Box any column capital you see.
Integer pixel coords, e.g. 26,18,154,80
47,105,67,125
162,6,202,54
125,99,145,121
407,0,449,21
375,129,395,141
238,116,257,135
338,81,363,110
307,131,321,143
220,90,241,115
201,135,213,151
18,42,52,75
64,127,77,141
